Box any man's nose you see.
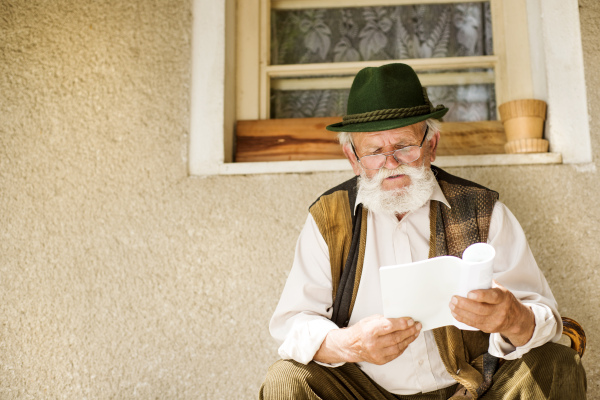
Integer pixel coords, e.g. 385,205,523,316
384,153,401,169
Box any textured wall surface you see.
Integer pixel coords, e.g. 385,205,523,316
0,0,598,399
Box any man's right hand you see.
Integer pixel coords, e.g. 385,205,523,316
314,315,422,365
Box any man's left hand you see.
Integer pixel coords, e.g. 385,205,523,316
449,282,535,347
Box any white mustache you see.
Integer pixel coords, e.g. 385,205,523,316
358,164,436,217
362,164,424,187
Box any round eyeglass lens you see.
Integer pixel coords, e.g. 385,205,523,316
360,155,386,169
394,147,421,163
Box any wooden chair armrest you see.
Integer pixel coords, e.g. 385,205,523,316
562,317,586,358
496,316,585,371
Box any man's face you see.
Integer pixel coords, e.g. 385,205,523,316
346,122,439,192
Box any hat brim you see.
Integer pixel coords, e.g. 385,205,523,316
325,107,449,133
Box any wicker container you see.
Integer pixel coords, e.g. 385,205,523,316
498,99,548,153
504,138,549,154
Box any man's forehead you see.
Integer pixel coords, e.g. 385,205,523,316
355,122,425,144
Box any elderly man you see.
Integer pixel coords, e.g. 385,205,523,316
260,63,586,399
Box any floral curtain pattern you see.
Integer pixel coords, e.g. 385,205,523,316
271,88,350,120
271,83,495,121
271,3,493,64
270,2,496,122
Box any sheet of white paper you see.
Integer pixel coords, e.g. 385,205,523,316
379,243,495,331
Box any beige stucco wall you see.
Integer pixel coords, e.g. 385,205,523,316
0,1,598,398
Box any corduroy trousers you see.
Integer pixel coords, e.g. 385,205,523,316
259,342,587,400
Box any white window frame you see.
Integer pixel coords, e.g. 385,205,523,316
189,0,590,176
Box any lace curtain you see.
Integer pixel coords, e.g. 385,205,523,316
270,3,496,122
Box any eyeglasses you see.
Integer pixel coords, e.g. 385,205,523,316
351,126,429,170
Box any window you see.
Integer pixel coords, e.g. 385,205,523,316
189,0,590,176
245,1,498,121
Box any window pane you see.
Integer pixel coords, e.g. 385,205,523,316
270,83,496,122
271,2,493,65
271,88,350,119
428,84,496,121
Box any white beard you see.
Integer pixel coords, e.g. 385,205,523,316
357,164,436,218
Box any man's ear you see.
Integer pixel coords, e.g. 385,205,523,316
428,130,441,162
342,144,362,176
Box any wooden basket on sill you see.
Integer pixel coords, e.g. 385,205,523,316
498,99,549,154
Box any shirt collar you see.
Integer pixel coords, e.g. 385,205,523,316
430,179,450,208
354,176,451,214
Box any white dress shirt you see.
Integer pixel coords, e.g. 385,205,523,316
269,180,561,395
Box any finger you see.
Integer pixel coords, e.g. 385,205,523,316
375,348,406,365
385,322,421,345
389,317,415,330
393,327,421,350
364,316,395,337
451,301,507,333
451,302,481,321
450,306,490,330
450,296,494,316
373,317,415,336
451,310,479,330
376,326,419,349
492,280,507,290
365,334,417,365
381,330,419,356
465,288,504,304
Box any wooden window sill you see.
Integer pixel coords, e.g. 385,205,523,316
228,117,561,175
218,153,562,175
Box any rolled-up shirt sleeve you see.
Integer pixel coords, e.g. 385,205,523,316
269,214,342,365
486,201,562,359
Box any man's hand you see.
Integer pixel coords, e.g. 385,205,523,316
449,282,535,347
314,315,421,365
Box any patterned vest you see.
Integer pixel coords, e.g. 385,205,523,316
309,165,499,398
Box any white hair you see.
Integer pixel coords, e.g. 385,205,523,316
337,118,440,148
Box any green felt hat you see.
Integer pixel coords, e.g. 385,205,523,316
326,63,448,132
